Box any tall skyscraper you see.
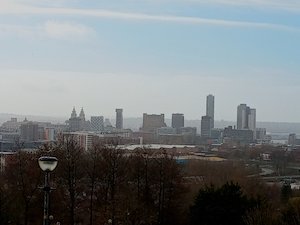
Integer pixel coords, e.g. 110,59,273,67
248,108,256,139
206,94,215,128
237,104,256,139
172,113,184,129
237,104,249,130
115,108,123,129
91,116,104,132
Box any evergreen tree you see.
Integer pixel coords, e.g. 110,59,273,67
190,182,259,225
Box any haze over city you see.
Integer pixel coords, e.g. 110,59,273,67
3,2,300,225
0,0,299,121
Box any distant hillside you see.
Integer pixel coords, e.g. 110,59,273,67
256,122,300,134
0,113,67,124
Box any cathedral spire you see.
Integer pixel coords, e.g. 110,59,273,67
79,107,85,121
71,107,77,119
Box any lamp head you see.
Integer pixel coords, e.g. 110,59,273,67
38,156,58,172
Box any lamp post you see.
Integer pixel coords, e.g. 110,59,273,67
38,156,58,225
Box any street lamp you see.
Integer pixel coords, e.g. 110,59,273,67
38,156,58,225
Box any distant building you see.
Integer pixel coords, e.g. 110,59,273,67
288,133,300,146
68,117,82,132
237,104,250,130
178,127,197,136
237,104,256,139
248,108,256,139
20,121,39,142
223,126,254,144
64,132,98,151
178,127,197,145
91,116,104,132
38,126,45,140
68,107,87,132
211,128,223,142
44,128,55,141
103,129,133,139
79,108,86,121
172,113,184,129
201,116,212,138
51,124,68,135
142,113,166,132
156,126,197,145
206,94,215,128
71,107,77,119
0,132,20,142
0,118,20,132
157,127,177,135
256,128,266,141
116,109,123,129
104,118,112,127
289,134,296,145
157,134,184,145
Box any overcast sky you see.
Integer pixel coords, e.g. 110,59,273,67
0,0,299,122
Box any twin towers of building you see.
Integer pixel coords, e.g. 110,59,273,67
237,104,256,138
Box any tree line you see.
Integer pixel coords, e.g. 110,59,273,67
0,137,185,225
1,138,300,225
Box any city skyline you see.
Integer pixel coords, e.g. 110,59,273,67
0,0,299,122
0,102,286,123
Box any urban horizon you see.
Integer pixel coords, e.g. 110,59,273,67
2,1,300,225
2,109,300,124
1,1,300,122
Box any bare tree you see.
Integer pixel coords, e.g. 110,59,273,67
84,142,104,225
127,149,155,225
127,148,184,225
95,145,128,225
4,150,42,225
0,172,11,225
54,136,85,225
151,149,184,225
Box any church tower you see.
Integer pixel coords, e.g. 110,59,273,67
79,108,86,121
71,107,77,119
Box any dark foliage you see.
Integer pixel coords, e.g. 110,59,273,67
1,140,295,225
190,182,260,225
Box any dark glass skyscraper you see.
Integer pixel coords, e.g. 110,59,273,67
201,115,212,138
171,113,184,129
115,108,123,129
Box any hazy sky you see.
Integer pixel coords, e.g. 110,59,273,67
0,0,299,122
